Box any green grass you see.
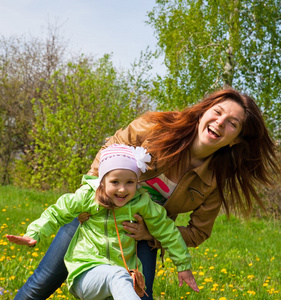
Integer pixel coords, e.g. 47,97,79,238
0,185,280,299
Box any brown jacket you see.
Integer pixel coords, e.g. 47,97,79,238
88,116,222,248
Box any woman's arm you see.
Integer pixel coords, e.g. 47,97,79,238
177,190,222,247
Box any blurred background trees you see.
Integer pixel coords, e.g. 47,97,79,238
0,27,153,190
0,0,280,194
148,0,281,138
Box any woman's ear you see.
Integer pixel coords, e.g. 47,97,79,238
229,138,241,147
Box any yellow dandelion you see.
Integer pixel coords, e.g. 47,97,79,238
247,275,255,279
157,270,165,277
209,266,215,270
247,291,256,295
248,263,253,266
199,272,204,276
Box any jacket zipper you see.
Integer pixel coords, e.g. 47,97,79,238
104,210,110,260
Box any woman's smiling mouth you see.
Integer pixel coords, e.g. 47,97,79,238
208,125,221,138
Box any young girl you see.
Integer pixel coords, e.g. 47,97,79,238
7,144,199,300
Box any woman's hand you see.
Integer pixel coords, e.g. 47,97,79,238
6,235,37,247
178,270,199,292
122,214,154,241
78,212,91,225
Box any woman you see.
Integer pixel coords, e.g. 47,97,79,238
15,88,280,300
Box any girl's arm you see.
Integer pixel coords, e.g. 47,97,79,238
8,184,94,244
139,195,199,291
6,235,37,247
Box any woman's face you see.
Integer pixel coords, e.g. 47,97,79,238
197,99,245,152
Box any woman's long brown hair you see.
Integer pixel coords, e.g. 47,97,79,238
142,89,280,217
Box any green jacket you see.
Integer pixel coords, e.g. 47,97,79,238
25,175,192,290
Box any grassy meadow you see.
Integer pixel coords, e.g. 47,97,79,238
0,185,280,300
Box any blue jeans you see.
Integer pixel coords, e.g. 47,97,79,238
14,219,157,300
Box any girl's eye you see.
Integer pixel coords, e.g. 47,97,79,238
229,121,237,128
214,109,220,115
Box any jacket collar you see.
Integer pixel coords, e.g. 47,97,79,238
192,155,214,187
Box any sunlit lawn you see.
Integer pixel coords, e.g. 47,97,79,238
0,185,280,299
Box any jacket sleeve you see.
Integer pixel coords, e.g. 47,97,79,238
25,186,94,242
139,194,192,272
87,116,153,176
177,189,222,247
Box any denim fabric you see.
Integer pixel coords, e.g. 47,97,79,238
137,240,157,300
72,265,141,300
14,218,79,300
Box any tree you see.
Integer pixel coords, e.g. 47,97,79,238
148,0,281,138
15,54,154,191
0,27,67,184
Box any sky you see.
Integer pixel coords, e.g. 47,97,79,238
0,0,166,75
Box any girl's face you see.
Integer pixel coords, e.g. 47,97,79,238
104,169,138,207
197,99,245,152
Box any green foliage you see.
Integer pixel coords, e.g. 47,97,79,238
1,186,280,299
148,0,281,138
0,31,67,186
14,55,141,192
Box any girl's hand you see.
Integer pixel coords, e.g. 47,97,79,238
78,212,91,225
122,214,154,241
178,270,199,292
6,235,37,247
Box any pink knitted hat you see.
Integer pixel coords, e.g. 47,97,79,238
98,144,151,180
